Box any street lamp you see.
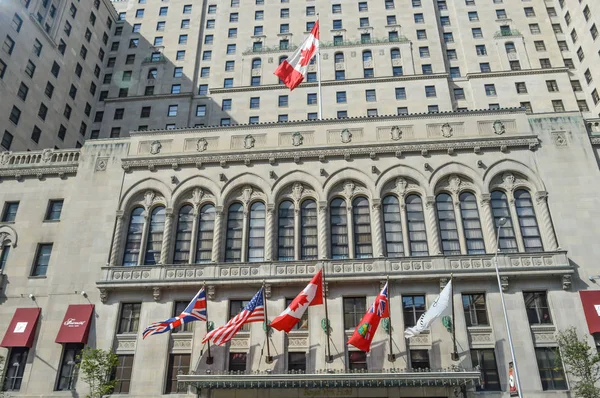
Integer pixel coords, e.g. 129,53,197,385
494,217,523,397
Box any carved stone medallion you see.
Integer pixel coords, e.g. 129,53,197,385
493,120,506,135
150,140,162,155
291,132,304,146
196,138,208,152
441,123,453,138
390,126,402,141
340,129,352,143
244,135,255,149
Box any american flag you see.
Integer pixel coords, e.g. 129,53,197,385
143,287,207,339
202,287,264,346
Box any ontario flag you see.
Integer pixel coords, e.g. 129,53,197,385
143,287,207,339
347,283,390,352
270,270,323,332
274,19,319,91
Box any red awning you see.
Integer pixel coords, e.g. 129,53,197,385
580,291,600,334
55,304,94,344
1,308,41,348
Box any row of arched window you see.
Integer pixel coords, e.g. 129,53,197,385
122,189,543,266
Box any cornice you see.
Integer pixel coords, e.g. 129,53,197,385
130,108,527,136
104,92,193,103
466,67,569,80
0,166,78,179
121,136,540,170
208,73,450,94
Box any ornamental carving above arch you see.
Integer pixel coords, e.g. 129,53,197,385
0,225,18,247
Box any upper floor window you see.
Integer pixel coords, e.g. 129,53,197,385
278,201,294,261
301,200,318,260
353,197,372,258
123,208,144,266
2,202,19,222
406,195,428,256
436,194,460,255
460,193,485,254
490,191,518,252
225,204,243,262
462,293,488,326
402,295,425,327
524,291,551,325
514,190,543,252
144,207,165,265
248,202,266,262
383,195,403,257
118,303,141,334
330,198,348,259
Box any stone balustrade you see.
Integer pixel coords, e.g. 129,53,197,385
0,148,80,178
97,251,571,293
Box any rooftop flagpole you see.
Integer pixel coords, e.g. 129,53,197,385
316,15,323,120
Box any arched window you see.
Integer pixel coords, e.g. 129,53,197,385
123,207,144,266
490,191,518,252
406,195,428,256
353,197,372,258
505,42,516,54
252,58,262,69
390,48,401,60
301,200,318,260
362,50,372,62
278,201,295,261
196,204,215,263
460,192,485,254
514,190,543,252
248,202,266,262
174,205,193,264
436,194,461,255
334,52,344,63
225,203,243,262
330,198,349,259
383,195,403,257
144,206,165,265
147,68,157,79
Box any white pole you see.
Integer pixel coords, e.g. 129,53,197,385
494,218,523,397
316,16,323,120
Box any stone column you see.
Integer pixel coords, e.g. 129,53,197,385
294,207,301,260
534,191,558,251
160,208,174,265
399,196,411,256
347,203,355,259
211,206,223,262
241,207,250,262
138,210,151,266
479,194,497,253
264,204,275,261
425,196,441,255
452,198,468,255
109,211,125,266
371,199,384,257
189,207,199,264
507,192,526,252
318,201,328,259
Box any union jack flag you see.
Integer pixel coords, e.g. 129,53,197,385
202,287,264,346
369,283,389,318
143,287,207,339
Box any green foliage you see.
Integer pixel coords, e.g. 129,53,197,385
556,328,600,398
76,348,119,398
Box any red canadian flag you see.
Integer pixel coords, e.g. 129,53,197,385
270,270,323,332
274,20,320,91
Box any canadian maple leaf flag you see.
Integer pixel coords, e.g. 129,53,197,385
274,20,319,91
270,270,323,332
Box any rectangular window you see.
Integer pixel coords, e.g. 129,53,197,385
17,82,29,101
536,348,567,390
32,243,52,276
524,292,552,324
118,303,141,334
410,350,429,369
530,23,541,34
159,7,168,16
336,91,347,103
365,89,376,102
402,295,425,328
546,80,559,92
515,82,527,94
485,84,497,96
0,59,6,79
56,343,83,391
343,297,366,330
171,84,181,94
552,100,565,112
227,44,236,54
472,28,483,38
2,202,19,222
462,293,488,326
31,125,41,143
307,93,317,105
222,99,232,111
183,4,192,14
111,355,133,394
471,349,500,391
249,97,260,109
165,354,190,393
454,88,465,99
348,351,367,370
395,87,406,100
2,347,28,391
9,106,21,125
176,50,185,60
540,58,551,68
0,245,9,271
397,107,408,115
425,85,436,97
414,13,424,23
45,200,63,221
181,19,190,29
229,352,246,371
196,105,206,117
1,131,13,150
288,352,306,371
179,35,188,45
25,60,36,77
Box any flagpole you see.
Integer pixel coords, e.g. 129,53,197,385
203,282,213,364
450,275,459,361
262,281,273,364
316,15,323,120
321,264,333,363
386,276,395,362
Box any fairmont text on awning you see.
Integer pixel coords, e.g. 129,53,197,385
0,308,41,348
55,304,94,344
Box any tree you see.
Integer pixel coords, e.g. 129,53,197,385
556,327,600,398
76,348,119,398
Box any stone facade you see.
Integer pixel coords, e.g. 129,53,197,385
0,110,599,397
